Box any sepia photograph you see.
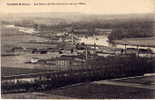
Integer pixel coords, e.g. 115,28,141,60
0,0,155,99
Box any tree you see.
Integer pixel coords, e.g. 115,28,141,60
108,28,125,42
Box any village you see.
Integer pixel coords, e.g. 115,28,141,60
6,24,155,70
1,12,155,98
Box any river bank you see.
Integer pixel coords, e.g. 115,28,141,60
112,37,155,53
113,37,155,47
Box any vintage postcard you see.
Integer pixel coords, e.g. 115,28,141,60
0,0,155,99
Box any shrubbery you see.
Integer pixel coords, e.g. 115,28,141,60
108,21,154,42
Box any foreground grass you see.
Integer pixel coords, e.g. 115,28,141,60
1,67,53,77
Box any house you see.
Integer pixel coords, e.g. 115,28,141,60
11,47,24,54
138,48,153,57
32,49,48,54
95,28,112,35
126,48,138,54
96,51,112,57
30,57,40,64
55,55,84,70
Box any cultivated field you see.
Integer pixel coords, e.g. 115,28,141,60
1,24,59,76
1,25,47,54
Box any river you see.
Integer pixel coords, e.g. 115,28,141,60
79,34,155,53
5,24,38,34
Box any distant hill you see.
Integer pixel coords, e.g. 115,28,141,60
1,12,154,24
1,12,155,38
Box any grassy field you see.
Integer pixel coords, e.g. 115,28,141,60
2,92,73,99
2,76,155,99
47,83,154,99
115,76,155,85
40,75,155,99
1,24,47,54
1,67,53,77
1,24,60,75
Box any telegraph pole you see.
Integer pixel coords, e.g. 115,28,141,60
85,45,88,60
70,26,74,46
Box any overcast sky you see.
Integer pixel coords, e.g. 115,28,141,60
0,0,154,14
